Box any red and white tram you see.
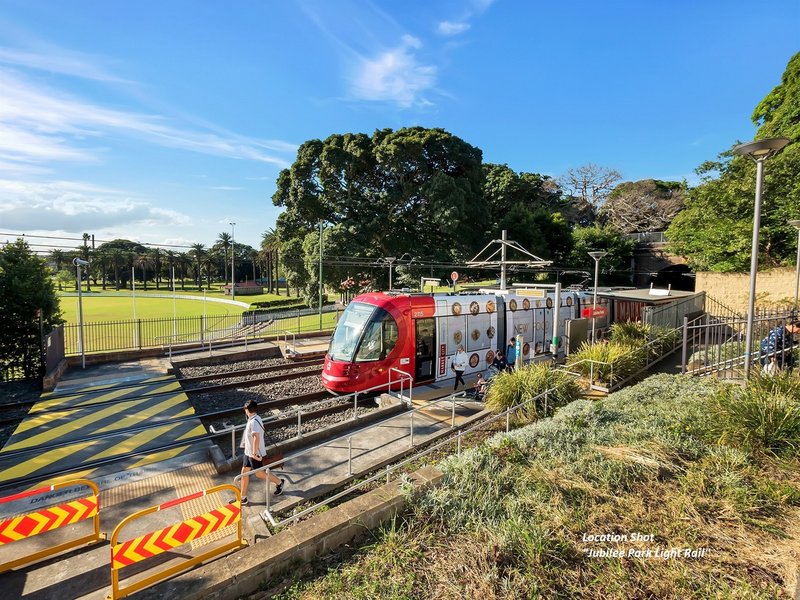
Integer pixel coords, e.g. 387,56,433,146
321,288,606,394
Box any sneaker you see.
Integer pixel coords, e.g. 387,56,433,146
240,496,249,506
274,479,285,496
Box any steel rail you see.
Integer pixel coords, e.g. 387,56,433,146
0,390,332,460
0,366,324,428
0,396,377,492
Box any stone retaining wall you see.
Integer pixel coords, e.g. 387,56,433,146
135,465,444,600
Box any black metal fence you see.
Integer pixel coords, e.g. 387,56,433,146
679,307,797,378
62,306,341,356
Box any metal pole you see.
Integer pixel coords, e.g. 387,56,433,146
76,262,85,369
132,267,137,349
793,223,800,312
681,316,689,374
231,428,236,458
592,257,600,344
744,158,765,379
230,222,236,301
500,229,507,291
410,411,414,447
347,437,352,475
172,267,177,338
319,221,323,330
297,411,302,438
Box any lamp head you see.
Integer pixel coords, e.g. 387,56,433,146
73,258,89,267
587,251,608,261
733,137,790,161
789,219,800,230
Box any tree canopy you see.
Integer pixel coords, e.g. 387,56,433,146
0,240,63,380
603,179,686,234
667,51,800,272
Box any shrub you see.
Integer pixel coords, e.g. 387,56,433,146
484,363,582,421
564,341,645,385
609,320,651,345
710,371,800,457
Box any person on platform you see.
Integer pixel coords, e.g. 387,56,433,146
238,399,284,506
506,337,517,370
491,350,508,373
760,320,800,372
452,345,468,391
472,372,489,401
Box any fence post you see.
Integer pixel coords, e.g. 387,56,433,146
137,319,143,350
410,411,414,447
296,411,302,438
451,400,456,428
681,316,689,374
231,428,236,459
353,393,358,420
347,437,353,475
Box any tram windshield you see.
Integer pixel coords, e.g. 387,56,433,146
327,302,399,362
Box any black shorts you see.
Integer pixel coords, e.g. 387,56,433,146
243,455,262,469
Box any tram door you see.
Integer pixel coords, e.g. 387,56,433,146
414,318,435,382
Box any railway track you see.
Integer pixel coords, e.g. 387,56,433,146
0,359,324,429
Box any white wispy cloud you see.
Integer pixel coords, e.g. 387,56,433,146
351,36,437,108
0,46,130,82
0,178,192,231
0,66,296,173
437,21,471,36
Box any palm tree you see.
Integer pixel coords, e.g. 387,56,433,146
176,252,192,290
135,252,153,290
203,251,219,289
189,243,206,291
110,249,125,290
249,248,259,282
81,233,92,291
217,231,232,285
261,228,279,295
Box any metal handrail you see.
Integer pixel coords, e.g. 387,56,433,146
257,381,571,530
283,330,297,355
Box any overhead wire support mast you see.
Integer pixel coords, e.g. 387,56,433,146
466,229,552,291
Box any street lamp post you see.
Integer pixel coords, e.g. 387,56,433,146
733,137,790,378
790,219,800,313
588,251,608,344
73,257,89,368
230,222,236,301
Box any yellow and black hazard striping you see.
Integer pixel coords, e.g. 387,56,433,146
0,375,208,487
33,376,182,413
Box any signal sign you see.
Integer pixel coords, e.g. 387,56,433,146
581,306,608,319
451,271,459,282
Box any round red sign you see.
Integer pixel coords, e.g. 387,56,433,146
451,271,459,282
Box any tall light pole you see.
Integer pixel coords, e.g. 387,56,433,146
588,251,607,344
733,137,790,378
73,257,89,368
790,219,800,313
385,256,396,290
230,222,236,301
318,220,323,330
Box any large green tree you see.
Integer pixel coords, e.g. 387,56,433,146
0,240,63,380
667,52,800,271
273,127,486,292
567,225,636,285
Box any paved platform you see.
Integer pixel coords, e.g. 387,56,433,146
0,356,484,599
0,364,208,489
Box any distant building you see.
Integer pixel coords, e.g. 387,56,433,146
223,281,264,295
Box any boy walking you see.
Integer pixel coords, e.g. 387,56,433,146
239,399,284,505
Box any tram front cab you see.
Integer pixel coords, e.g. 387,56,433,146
322,299,401,394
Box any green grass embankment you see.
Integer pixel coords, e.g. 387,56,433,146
268,373,800,599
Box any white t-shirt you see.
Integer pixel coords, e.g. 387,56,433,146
241,414,267,458
453,351,467,371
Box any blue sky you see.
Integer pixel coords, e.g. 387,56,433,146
0,0,798,253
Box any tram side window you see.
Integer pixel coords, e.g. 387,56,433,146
355,311,399,362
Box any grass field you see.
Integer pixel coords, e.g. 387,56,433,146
58,295,245,324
